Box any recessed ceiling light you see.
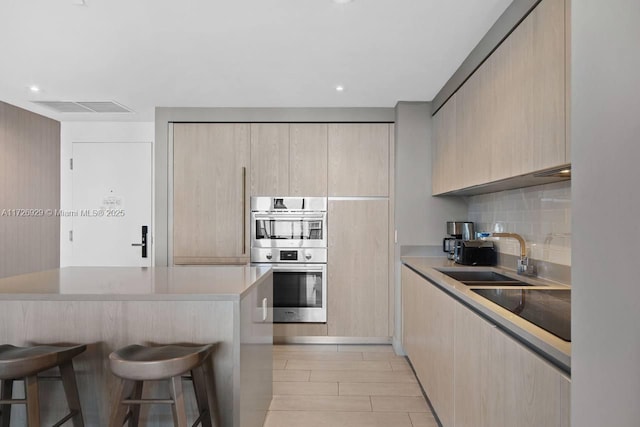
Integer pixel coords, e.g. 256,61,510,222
559,169,571,174
29,85,41,93
333,0,354,4
336,85,345,92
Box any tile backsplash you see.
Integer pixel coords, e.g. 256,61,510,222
467,181,571,266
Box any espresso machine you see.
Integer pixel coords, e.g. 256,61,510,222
443,221,474,260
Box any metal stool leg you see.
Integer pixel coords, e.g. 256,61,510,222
109,379,135,427
25,375,40,427
191,366,212,427
168,376,187,427
59,361,85,427
0,379,13,427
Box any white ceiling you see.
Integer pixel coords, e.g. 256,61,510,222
0,0,512,122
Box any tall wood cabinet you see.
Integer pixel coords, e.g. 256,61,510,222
432,0,568,195
402,265,570,427
173,123,250,264
326,123,393,338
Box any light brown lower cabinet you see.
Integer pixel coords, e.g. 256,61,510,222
402,265,570,427
402,266,455,427
328,200,389,337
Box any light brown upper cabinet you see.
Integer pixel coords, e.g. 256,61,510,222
328,199,389,337
432,96,458,194
328,124,390,197
250,123,290,196
289,124,328,196
173,123,250,264
432,0,567,195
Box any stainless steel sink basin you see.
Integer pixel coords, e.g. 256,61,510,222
437,270,533,287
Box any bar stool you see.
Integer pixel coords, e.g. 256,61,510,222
0,344,87,427
109,344,216,427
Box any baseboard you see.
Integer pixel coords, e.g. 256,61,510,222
274,336,393,345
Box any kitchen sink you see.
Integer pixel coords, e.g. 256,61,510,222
437,270,533,287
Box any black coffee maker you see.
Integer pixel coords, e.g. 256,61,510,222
443,221,474,260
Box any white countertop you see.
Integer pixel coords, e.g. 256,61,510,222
0,265,272,301
402,256,571,372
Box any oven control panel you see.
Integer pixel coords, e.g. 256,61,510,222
251,247,327,264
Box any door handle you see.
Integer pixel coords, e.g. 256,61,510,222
131,225,148,258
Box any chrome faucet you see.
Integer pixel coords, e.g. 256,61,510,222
490,232,537,277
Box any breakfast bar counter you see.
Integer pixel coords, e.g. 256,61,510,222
0,266,273,427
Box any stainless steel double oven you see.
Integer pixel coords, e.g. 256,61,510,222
250,197,327,323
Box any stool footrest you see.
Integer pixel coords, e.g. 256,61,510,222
0,398,27,404
51,410,79,427
122,398,174,405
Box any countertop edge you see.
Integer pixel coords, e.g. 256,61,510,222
0,266,273,301
401,256,571,374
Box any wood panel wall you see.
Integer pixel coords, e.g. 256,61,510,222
0,101,60,278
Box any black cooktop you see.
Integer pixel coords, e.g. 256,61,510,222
471,289,571,342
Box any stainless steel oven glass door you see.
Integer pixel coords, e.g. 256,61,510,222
251,213,327,248
272,264,326,323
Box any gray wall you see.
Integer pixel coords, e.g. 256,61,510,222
154,107,395,266
392,102,467,352
571,1,640,426
0,101,60,278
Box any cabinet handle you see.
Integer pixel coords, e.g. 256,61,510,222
242,166,247,255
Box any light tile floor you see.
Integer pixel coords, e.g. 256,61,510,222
263,344,439,427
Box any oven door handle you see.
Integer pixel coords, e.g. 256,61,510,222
252,214,325,221
271,265,325,272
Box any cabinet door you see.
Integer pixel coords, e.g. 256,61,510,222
432,96,459,194
455,301,570,427
530,0,566,171
328,124,390,197
289,124,328,196
401,267,455,427
173,123,249,264
454,302,504,427
250,123,290,196
458,66,492,188
501,327,570,427
328,200,388,337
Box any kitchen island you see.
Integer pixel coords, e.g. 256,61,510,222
0,266,273,427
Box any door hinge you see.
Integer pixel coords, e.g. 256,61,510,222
69,230,73,242
69,158,73,170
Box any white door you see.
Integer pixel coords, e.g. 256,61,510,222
71,142,152,266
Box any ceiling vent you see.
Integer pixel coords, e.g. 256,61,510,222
31,101,133,113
